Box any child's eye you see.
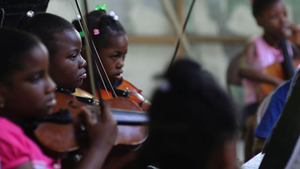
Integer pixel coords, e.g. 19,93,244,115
111,55,118,60
29,74,42,84
70,54,78,61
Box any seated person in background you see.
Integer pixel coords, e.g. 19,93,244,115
253,79,291,154
134,59,238,169
239,0,300,161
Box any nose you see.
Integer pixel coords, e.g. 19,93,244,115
45,75,56,94
116,57,124,69
78,54,87,68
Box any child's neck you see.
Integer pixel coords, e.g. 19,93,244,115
263,32,282,49
0,110,24,126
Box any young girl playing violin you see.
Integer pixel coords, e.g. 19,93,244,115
72,7,150,110
18,12,87,93
0,28,117,169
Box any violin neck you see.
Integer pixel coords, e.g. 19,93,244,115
111,109,148,125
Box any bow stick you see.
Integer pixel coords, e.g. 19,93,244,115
161,0,196,69
70,0,118,99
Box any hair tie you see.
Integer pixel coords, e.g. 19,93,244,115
79,31,84,37
109,11,119,21
26,10,34,17
76,14,81,20
79,29,100,37
93,29,100,35
158,79,171,93
95,4,106,11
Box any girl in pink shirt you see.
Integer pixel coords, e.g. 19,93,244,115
0,29,117,169
239,0,300,161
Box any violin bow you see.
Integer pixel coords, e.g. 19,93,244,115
70,0,118,99
73,0,106,114
161,0,195,70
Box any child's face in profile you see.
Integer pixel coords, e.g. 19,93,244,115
49,29,87,89
258,0,289,38
98,35,128,84
1,44,56,117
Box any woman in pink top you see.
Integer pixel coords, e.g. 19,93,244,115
239,0,300,161
0,29,117,169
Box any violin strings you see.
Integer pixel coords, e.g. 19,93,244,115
70,0,117,99
75,0,118,98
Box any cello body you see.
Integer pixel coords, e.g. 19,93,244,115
257,60,300,101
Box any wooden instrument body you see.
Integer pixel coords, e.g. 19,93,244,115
100,79,151,111
257,60,300,101
34,91,148,154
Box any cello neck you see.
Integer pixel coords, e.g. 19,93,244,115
280,38,295,78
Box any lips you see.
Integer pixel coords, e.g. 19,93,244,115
79,70,87,79
115,71,123,80
46,96,57,108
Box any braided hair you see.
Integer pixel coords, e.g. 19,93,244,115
17,13,75,61
72,10,126,49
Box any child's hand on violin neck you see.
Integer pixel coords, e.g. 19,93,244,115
81,106,118,149
287,24,300,47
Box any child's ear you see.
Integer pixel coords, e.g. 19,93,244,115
81,45,87,53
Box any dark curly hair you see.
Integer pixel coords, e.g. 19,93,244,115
72,10,126,49
136,59,237,168
0,28,42,85
252,0,281,18
17,13,75,61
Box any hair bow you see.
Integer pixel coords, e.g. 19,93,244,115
109,11,119,21
26,10,34,17
95,4,106,11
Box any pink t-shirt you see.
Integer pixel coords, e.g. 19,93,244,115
242,36,293,105
0,117,61,169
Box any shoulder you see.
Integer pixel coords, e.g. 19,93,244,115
243,37,258,61
290,43,300,59
0,118,31,168
0,117,24,136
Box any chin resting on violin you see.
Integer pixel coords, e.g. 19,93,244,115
72,9,150,111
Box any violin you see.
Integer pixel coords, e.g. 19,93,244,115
33,90,148,154
99,79,151,111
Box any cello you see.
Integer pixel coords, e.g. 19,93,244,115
257,38,300,101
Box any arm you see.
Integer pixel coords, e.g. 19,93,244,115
287,24,300,59
75,106,117,169
12,106,117,169
253,81,290,153
238,42,284,86
291,43,300,59
253,137,266,155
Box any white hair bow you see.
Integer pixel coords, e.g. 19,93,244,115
109,11,119,21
